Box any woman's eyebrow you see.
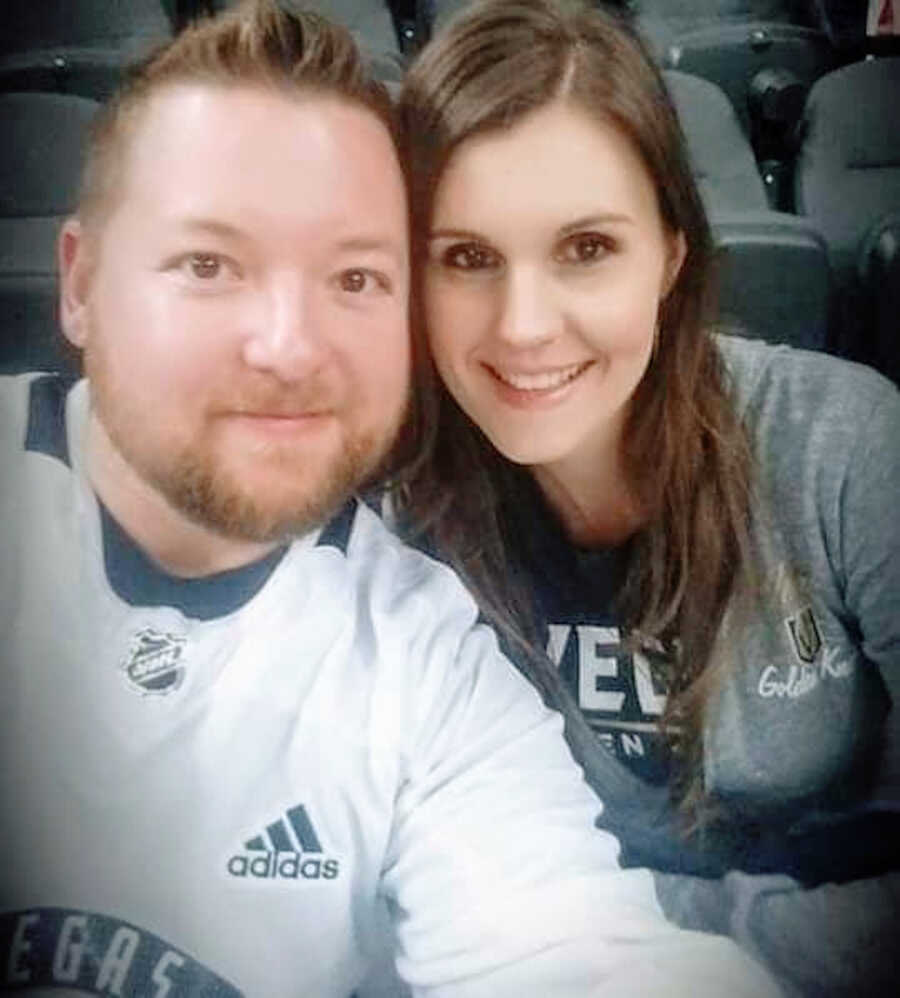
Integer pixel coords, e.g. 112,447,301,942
558,213,634,236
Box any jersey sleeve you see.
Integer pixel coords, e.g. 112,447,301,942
377,570,780,997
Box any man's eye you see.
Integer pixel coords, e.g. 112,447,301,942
337,269,390,295
442,244,499,271
169,252,242,285
557,233,613,264
187,253,223,279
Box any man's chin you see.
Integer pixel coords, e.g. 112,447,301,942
191,483,357,545
161,440,385,545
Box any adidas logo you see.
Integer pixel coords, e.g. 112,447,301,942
226,804,340,882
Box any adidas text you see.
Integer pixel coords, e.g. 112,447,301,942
227,851,339,881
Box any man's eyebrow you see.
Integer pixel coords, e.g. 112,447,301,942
332,236,405,260
175,218,248,241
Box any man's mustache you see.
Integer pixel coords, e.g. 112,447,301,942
210,378,343,418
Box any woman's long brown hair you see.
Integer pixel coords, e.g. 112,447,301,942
397,0,757,825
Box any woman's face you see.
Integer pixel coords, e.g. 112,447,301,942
425,101,685,473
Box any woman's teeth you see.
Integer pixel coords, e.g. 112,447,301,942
492,362,588,391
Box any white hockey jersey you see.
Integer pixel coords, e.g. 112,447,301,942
0,373,779,997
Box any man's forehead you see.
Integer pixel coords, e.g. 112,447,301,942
111,82,407,240
125,82,396,168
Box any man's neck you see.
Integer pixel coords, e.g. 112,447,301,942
85,415,280,579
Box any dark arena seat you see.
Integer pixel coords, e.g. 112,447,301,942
666,70,831,350
0,92,97,375
856,210,900,387
662,22,837,206
795,56,900,281
0,0,175,100
794,55,900,361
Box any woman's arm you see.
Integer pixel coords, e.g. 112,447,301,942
655,868,900,997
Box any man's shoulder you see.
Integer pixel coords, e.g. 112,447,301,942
1,371,82,463
302,497,480,626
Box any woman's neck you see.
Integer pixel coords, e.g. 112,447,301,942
531,433,646,548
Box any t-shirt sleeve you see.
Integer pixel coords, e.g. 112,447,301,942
838,381,900,803
839,383,900,672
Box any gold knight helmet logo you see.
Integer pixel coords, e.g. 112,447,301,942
785,606,823,665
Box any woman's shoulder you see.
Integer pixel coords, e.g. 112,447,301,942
713,333,899,445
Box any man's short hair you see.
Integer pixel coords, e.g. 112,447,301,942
78,0,399,231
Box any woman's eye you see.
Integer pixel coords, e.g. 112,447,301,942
442,244,499,271
557,233,612,265
339,269,368,293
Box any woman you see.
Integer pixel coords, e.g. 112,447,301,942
396,0,900,993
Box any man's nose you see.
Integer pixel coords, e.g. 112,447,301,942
241,276,329,380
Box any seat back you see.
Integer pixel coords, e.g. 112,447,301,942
0,92,98,374
660,21,837,138
0,0,173,100
665,69,769,213
795,56,900,280
664,72,830,349
856,210,900,386
712,211,831,349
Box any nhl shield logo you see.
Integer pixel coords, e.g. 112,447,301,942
122,628,187,695
785,607,822,664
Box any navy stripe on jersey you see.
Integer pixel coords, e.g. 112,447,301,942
316,498,358,554
25,374,78,466
0,907,243,996
101,504,287,621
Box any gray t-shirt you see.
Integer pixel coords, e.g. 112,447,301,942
660,335,900,995
708,334,899,814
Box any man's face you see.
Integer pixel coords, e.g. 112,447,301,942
63,85,410,544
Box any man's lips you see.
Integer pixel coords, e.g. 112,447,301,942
220,409,335,437
230,410,329,420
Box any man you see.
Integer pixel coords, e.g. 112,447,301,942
0,2,780,995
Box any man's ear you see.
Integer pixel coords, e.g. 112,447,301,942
662,230,687,299
59,217,94,348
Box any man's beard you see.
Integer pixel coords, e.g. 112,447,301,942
85,348,405,545
142,428,385,544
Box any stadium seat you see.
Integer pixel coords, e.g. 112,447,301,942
665,69,770,213
666,71,831,349
794,55,900,357
657,18,838,210
0,93,97,374
656,19,837,130
0,0,174,100
814,0,900,58
856,210,900,386
794,56,900,282
635,1,813,58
